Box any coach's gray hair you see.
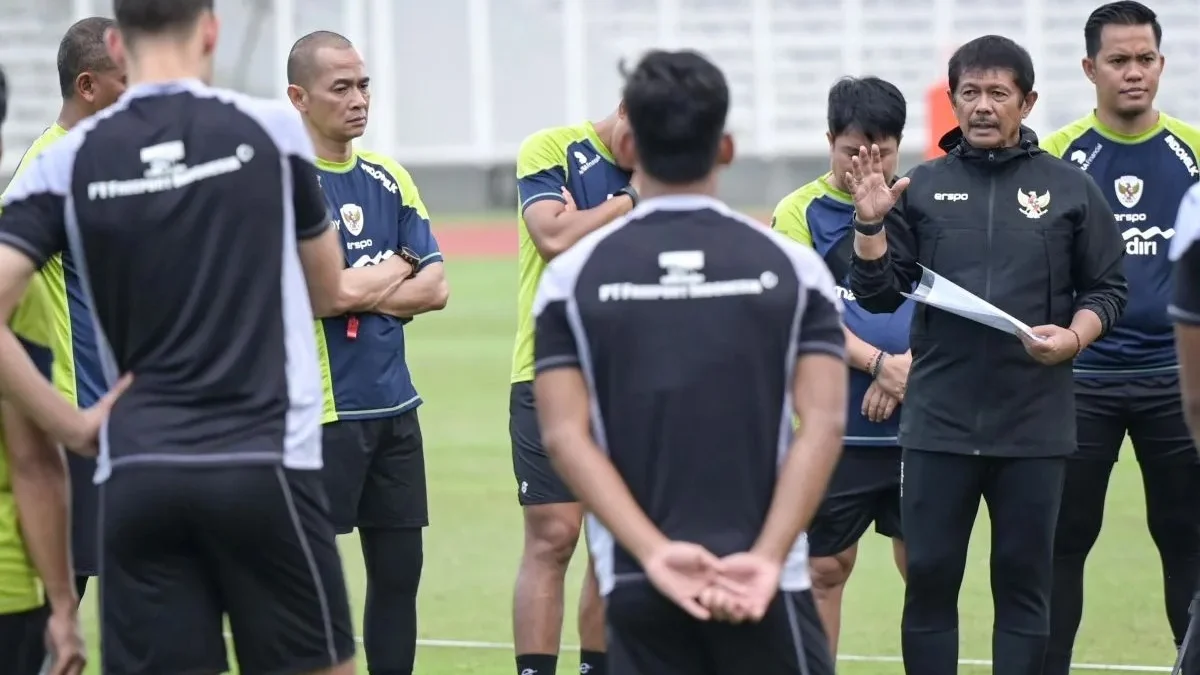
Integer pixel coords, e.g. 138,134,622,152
286,30,354,87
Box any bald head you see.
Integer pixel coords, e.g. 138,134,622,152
58,16,117,99
287,30,354,87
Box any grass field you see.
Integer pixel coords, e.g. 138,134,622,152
76,227,1182,673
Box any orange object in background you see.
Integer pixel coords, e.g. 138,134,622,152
925,80,956,159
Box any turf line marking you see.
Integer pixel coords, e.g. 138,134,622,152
222,633,1171,671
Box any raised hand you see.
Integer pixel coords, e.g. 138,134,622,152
846,145,910,224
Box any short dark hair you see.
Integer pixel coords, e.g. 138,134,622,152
113,0,213,41
1084,1,1162,58
57,17,116,99
948,35,1036,98
287,30,354,86
0,66,8,127
621,50,729,185
826,76,906,143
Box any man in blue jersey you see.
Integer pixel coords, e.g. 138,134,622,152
287,30,448,675
43,15,126,603
772,75,909,658
1039,4,1200,671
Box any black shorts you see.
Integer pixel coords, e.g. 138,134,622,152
100,465,356,675
607,583,834,675
808,445,902,558
0,605,47,675
322,409,429,533
67,453,98,576
1074,375,1198,465
510,381,576,506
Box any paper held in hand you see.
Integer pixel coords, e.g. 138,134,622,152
900,265,1044,342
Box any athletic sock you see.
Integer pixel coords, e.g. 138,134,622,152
579,649,606,674
361,527,423,675
515,653,557,675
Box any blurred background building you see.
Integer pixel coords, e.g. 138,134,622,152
2,0,1199,213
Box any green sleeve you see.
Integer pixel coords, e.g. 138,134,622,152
771,191,814,248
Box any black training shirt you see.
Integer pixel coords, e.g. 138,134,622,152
533,194,845,596
0,79,330,482
1171,183,1200,323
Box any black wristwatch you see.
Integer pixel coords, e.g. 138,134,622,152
853,217,884,236
615,184,639,208
397,246,420,278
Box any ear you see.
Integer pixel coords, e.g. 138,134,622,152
617,100,626,119
717,132,735,166
74,72,95,103
200,13,219,55
1081,57,1096,83
1160,53,1167,74
617,126,637,168
944,87,955,108
105,26,126,71
286,84,308,112
1022,90,1039,119
825,131,835,150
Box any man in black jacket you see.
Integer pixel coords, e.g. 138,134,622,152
847,36,1127,675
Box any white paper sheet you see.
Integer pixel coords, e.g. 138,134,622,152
900,265,1043,342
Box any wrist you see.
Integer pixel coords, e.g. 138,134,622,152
616,184,639,210
1067,328,1082,357
853,214,884,235
750,540,789,564
869,350,888,378
46,589,78,614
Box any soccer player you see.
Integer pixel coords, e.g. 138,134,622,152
1038,3,1200,671
0,1,357,673
534,48,842,675
11,15,128,604
848,35,1127,675
772,75,910,656
0,62,90,675
510,83,635,675
286,30,448,675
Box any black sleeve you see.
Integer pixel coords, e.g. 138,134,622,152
1071,172,1127,335
796,287,846,360
1172,242,1200,324
848,175,921,314
0,192,68,268
290,155,330,240
534,299,581,373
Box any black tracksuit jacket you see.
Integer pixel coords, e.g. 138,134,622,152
849,127,1128,457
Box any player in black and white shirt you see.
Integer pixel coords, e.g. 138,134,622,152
533,50,846,675
0,1,355,674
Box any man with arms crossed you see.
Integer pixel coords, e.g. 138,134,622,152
773,75,910,657
287,30,448,675
10,16,127,604
510,89,636,675
535,48,843,675
1039,4,1200,670
0,0,358,672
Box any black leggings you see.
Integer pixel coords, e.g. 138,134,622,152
0,605,48,675
361,526,424,675
900,448,1064,675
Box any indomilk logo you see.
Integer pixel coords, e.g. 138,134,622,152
88,140,254,200
1122,226,1175,256
1165,135,1199,177
597,250,778,302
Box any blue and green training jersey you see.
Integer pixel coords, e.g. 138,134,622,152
510,122,631,383
314,150,442,423
1041,112,1200,379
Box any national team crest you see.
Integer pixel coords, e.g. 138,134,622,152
340,203,364,236
1115,175,1143,209
1017,189,1050,219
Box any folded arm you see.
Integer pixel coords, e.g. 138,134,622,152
372,261,448,318
1070,174,1128,347
4,399,76,611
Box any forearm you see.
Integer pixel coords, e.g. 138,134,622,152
849,252,905,314
5,404,75,610
844,326,879,373
373,266,448,318
545,430,668,563
0,329,83,445
323,264,410,317
852,230,888,261
751,422,843,561
1069,308,1104,349
536,196,633,260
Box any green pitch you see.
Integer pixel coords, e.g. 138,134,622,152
78,259,1179,673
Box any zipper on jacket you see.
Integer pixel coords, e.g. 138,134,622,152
973,169,998,444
